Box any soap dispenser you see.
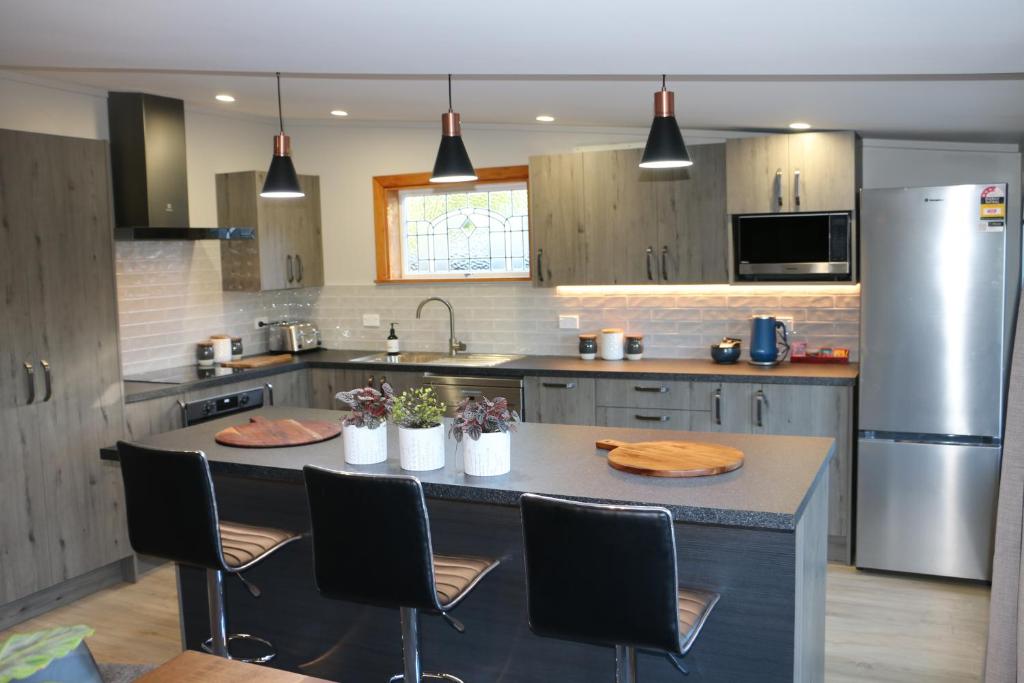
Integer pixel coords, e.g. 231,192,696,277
386,322,400,356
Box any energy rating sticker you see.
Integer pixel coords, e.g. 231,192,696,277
980,185,1006,220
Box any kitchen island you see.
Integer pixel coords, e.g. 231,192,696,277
102,406,832,682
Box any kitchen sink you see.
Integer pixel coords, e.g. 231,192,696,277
349,352,523,368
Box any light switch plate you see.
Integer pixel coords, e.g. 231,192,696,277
558,314,580,330
362,313,381,328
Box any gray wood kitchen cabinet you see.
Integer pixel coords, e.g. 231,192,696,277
702,379,853,563
529,145,728,286
726,132,859,214
0,129,128,605
523,376,596,425
308,368,425,410
218,171,324,291
528,153,587,286
596,407,712,432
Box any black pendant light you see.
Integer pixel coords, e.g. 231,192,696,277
639,75,692,169
430,74,477,183
260,72,305,198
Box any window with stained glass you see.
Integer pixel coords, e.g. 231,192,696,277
398,182,529,279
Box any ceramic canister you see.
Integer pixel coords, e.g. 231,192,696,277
600,328,625,361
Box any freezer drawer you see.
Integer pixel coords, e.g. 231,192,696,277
855,438,1000,580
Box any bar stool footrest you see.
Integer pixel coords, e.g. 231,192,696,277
388,673,464,683
202,633,276,664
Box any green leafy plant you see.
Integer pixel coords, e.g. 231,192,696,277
392,387,446,429
0,625,94,683
449,395,520,443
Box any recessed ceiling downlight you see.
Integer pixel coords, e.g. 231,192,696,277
536,115,555,122
215,94,235,103
789,122,812,130
330,110,349,117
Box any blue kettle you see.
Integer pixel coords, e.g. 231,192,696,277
750,315,789,364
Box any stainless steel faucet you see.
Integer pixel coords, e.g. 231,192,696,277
415,297,466,356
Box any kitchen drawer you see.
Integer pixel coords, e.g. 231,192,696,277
595,378,699,410
524,376,596,425
596,407,711,431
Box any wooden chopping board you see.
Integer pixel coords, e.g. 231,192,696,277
215,416,341,448
596,439,744,478
219,354,293,369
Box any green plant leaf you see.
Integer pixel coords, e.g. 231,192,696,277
0,625,94,683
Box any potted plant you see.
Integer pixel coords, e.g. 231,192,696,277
335,382,394,465
450,396,520,476
392,387,447,471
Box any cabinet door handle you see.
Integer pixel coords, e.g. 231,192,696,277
40,360,52,402
713,388,722,425
645,246,654,281
264,383,275,406
775,168,784,209
634,414,670,422
634,385,668,393
286,255,294,283
660,246,669,281
536,248,544,283
296,254,304,282
755,390,767,427
542,381,577,390
23,361,35,404
793,169,801,209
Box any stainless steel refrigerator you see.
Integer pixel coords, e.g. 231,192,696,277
857,183,1015,581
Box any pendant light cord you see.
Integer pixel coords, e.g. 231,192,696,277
661,74,667,91
447,73,453,112
275,71,284,133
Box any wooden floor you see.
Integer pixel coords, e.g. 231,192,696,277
0,563,990,681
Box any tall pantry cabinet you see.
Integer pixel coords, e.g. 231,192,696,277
0,129,129,609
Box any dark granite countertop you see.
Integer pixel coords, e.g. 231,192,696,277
101,406,833,531
124,349,858,403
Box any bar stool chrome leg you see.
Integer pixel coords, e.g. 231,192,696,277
615,645,638,683
200,569,276,664
387,607,464,683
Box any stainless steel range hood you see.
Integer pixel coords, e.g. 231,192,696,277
107,92,254,241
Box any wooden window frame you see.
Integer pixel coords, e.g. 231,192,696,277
372,165,530,283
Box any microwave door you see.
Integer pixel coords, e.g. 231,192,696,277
734,212,850,280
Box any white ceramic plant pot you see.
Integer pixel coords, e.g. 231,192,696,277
343,424,388,465
398,424,445,471
463,431,511,476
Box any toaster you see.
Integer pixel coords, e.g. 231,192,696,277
268,321,322,353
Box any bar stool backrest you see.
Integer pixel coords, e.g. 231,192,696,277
117,441,226,571
520,493,682,654
303,466,440,611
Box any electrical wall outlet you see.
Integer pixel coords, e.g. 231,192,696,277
776,316,796,334
558,314,580,330
253,316,269,330
362,313,381,328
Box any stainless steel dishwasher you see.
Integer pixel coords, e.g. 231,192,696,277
423,374,525,419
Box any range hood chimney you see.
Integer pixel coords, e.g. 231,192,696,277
107,92,253,241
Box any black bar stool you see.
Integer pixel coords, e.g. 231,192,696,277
303,466,499,683
520,493,719,681
117,441,301,663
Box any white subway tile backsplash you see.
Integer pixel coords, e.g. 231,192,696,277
115,243,861,374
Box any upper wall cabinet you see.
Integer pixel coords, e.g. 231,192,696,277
218,171,324,291
725,132,861,215
529,144,728,286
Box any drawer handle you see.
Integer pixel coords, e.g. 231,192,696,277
634,414,670,422
634,385,668,393
542,381,577,390
23,361,35,404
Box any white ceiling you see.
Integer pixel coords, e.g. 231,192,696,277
2,0,1023,141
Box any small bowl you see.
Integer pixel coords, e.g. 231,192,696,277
710,345,742,364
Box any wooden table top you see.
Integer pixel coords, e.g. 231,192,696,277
137,651,331,682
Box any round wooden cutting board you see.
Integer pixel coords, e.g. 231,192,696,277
215,416,342,448
596,439,744,478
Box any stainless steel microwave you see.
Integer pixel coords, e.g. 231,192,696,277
732,212,852,281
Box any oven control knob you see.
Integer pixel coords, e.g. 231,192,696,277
239,393,250,406
202,401,215,415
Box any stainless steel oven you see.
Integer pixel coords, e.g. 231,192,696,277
732,211,852,281
423,374,524,419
